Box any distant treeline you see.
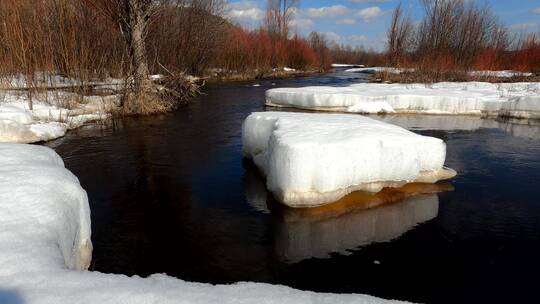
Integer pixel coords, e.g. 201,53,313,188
1,0,536,89
0,0,378,84
388,0,540,76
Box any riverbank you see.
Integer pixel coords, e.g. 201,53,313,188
205,68,323,83
365,69,539,84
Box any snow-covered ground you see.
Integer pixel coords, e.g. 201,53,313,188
0,143,405,303
0,91,117,143
242,112,455,208
266,82,540,119
0,73,123,90
468,70,534,78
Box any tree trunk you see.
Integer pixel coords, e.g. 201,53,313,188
129,0,151,93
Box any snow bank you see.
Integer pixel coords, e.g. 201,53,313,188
0,143,403,304
242,112,455,207
342,68,534,78
0,72,124,90
266,82,540,119
469,70,533,78
0,91,116,143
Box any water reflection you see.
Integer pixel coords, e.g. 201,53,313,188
274,194,440,263
244,160,453,263
374,114,540,140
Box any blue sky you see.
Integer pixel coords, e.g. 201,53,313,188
227,0,540,50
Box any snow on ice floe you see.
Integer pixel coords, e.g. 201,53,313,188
332,64,365,68
344,67,411,74
242,112,456,208
0,91,116,143
0,143,405,304
266,82,540,119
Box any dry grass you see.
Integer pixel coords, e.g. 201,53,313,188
119,75,201,116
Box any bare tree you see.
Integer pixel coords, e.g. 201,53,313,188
308,32,330,69
265,0,299,39
389,0,511,71
82,0,160,94
149,0,227,74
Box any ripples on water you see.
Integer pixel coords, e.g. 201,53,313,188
46,71,540,304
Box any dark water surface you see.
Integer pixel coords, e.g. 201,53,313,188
45,72,540,303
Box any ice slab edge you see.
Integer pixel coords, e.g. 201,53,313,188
265,82,540,119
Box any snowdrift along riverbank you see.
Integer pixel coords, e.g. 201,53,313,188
342,67,533,78
0,143,405,303
266,82,540,119
242,112,456,207
0,91,116,143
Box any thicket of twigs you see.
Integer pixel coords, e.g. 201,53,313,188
0,0,337,82
0,0,341,114
387,0,540,80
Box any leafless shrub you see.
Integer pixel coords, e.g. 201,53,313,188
387,3,413,66
309,32,331,70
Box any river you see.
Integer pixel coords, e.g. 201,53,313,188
45,71,540,304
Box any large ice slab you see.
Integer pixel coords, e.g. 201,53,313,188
266,82,540,119
0,143,403,304
242,112,455,207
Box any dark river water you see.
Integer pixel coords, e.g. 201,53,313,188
45,71,540,304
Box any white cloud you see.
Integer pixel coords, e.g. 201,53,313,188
534,7,540,14
226,1,264,25
306,5,349,18
321,31,342,44
336,18,357,25
347,35,369,43
356,6,384,21
290,18,315,31
311,31,386,50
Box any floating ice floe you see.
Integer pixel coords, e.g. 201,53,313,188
332,64,365,68
242,112,456,208
0,91,116,143
266,82,540,119
0,142,405,304
344,67,411,74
